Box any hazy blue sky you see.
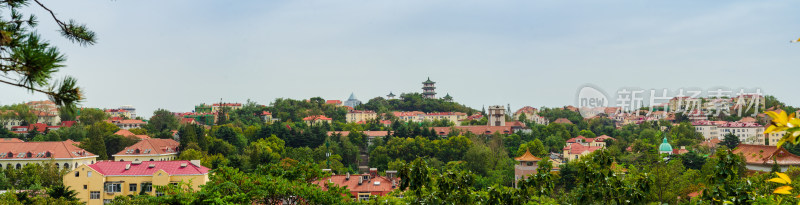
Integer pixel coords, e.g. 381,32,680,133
2,0,799,118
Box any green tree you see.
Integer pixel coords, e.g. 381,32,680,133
721,133,740,149
0,0,96,111
517,139,547,157
147,109,179,133
77,108,107,125
81,122,110,159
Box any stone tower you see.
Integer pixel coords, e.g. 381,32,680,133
488,105,506,126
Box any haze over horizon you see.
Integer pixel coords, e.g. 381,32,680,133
1,0,799,118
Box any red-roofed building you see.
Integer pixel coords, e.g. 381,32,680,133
0,138,23,142
717,121,765,145
113,130,150,140
553,118,573,124
0,140,97,170
64,160,210,204
312,168,398,201
303,115,332,126
733,144,800,172
112,139,179,162
326,100,343,106
563,135,615,161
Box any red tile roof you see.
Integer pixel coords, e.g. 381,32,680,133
700,138,721,148
113,139,179,156
505,121,526,127
60,121,76,127
0,141,96,159
563,143,603,154
313,174,397,196
113,130,150,140
514,106,538,115
718,121,761,128
0,138,23,142
733,144,800,166
325,100,342,105
303,115,332,121
553,118,573,124
88,161,209,176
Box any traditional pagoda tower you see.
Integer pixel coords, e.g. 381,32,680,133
443,93,453,102
422,77,436,99
514,149,542,188
387,92,396,100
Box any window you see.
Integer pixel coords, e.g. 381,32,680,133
87,171,92,177
74,171,79,177
105,182,121,193
83,185,87,190
358,193,370,201
90,191,100,199
142,183,153,192
129,184,137,192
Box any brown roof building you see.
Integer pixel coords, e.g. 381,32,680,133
0,140,97,170
312,168,398,201
112,139,180,162
733,144,800,172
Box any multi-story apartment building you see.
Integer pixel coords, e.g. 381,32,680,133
717,121,765,145
64,160,210,205
112,139,180,162
346,110,377,123
0,140,97,170
108,119,146,130
692,120,721,140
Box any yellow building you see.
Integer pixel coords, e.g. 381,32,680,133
0,140,97,170
64,160,210,205
112,138,179,162
303,115,332,126
346,110,377,123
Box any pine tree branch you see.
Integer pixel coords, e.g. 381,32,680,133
31,0,67,31
0,77,57,96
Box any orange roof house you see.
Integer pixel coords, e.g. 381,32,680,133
553,118,573,124
733,144,800,172
112,139,180,162
303,115,333,125
312,168,398,201
0,140,97,170
114,129,150,140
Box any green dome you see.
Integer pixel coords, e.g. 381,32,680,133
659,137,673,152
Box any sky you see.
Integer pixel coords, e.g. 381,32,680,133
1,0,799,118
